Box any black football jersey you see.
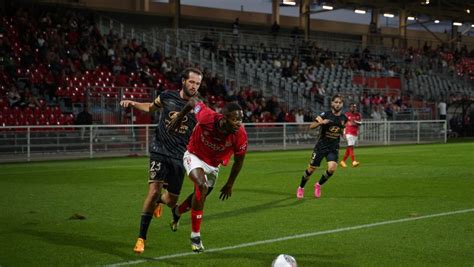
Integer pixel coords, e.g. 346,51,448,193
150,90,197,160
315,110,347,150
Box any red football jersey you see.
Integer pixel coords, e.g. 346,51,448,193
187,102,248,167
344,111,362,136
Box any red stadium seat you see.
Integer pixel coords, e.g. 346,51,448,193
33,106,41,116
12,106,21,116
2,106,10,116
44,106,52,117
0,98,7,108
52,106,61,117
17,114,27,125
23,106,33,116
48,114,58,125
27,114,36,125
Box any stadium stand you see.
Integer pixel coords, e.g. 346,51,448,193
0,3,472,129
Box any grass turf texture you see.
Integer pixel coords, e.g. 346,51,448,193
0,142,473,266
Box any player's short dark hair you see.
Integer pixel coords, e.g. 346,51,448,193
181,67,202,80
349,102,357,106
332,94,344,102
222,102,242,115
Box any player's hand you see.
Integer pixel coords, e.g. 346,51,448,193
120,100,135,108
167,112,184,133
219,183,233,200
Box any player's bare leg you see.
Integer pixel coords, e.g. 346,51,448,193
154,191,179,218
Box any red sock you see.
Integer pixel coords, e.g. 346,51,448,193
349,147,355,161
178,200,191,215
191,209,203,233
342,148,350,161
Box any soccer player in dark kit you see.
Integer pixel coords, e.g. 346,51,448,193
296,94,347,199
120,67,202,254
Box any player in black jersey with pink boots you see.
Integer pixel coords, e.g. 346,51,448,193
120,67,202,254
296,94,347,199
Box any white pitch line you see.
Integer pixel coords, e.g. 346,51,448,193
105,208,474,266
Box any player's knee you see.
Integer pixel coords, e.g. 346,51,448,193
328,167,336,173
198,183,209,195
307,166,316,174
165,194,179,207
166,199,178,208
148,186,161,198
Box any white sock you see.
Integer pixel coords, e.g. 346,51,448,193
191,231,200,238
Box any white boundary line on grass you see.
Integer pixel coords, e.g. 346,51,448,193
105,208,474,266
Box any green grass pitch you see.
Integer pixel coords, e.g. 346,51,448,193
0,142,473,266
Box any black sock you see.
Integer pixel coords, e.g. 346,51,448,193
318,170,333,186
299,170,312,188
139,212,153,239
171,206,180,222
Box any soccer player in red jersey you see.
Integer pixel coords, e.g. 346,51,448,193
340,103,362,168
167,99,248,253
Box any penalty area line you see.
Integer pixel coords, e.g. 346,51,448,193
105,208,474,266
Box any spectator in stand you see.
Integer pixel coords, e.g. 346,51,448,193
224,79,237,101
161,57,172,76
260,111,275,123
81,48,95,70
438,98,447,120
265,95,279,115
304,110,313,122
8,86,21,107
384,103,394,120
26,91,41,108
291,27,300,43
76,105,93,125
273,57,282,68
295,109,304,124
275,106,285,123
210,77,226,97
295,108,309,139
76,105,93,140
200,34,214,50
370,105,383,120
284,109,296,122
232,18,240,38
150,47,163,68
271,21,280,37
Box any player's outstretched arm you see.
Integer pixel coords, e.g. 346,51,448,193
167,96,200,132
120,96,160,113
310,116,331,129
219,154,245,200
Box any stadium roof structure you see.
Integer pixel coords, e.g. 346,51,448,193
318,0,474,23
